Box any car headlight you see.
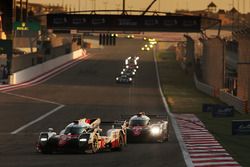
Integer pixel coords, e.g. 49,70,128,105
116,77,119,80
129,78,132,81
150,127,161,136
121,71,124,74
79,138,87,142
141,47,145,50
40,138,48,141
132,72,135,75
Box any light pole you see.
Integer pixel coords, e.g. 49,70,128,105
237,0,240,29
122,0,126,14
26,0,28,21
20,0,23,22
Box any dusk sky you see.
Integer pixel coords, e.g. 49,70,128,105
29,0,250,13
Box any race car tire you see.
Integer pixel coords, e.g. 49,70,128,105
164,124,170,141
157,133,165,143
112,132,124,151
87,134,99,154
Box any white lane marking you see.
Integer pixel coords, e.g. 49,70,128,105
190,152,230,156
193,161,238,166
186,143,221,146
11,105,64,134
182,134,213,137
189,149,227,153
3,92,62,105
184,138,216,140
191,157,234,161
5,53,91,134
187,146,224,150
153,48,193,167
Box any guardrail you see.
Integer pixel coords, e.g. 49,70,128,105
219,89,248,113
10,49,85,84
194,74,215,96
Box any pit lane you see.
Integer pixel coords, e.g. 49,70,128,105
0,38,186,167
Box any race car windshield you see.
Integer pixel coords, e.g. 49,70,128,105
64,126,85,135
129,120,149,126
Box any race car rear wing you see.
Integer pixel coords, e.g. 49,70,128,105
121,114,168,120
102,120,128,128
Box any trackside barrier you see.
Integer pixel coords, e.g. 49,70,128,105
10,49,86,84
194,74,215,96
219,89,248,113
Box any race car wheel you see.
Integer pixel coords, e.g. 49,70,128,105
165,125,170,141
89,134,99,154
118,133,125,151
113,133,124,151
157,134,165,143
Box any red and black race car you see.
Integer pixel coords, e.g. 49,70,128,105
125,113,169,142
36,118,127,154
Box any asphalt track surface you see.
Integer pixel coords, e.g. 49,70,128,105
0,38,186,167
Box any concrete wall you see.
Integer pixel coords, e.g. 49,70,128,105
237,38,250,111
11,49,85,84
201,38,225,96
219,89,248,113
194,74,215,96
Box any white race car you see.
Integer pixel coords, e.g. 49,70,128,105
36,118,127,154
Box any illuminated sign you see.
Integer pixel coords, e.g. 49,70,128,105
232,120,250,135
14,21,40,31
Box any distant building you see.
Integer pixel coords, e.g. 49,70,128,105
217,9,233,26
175,2,244,27
207,2,217,13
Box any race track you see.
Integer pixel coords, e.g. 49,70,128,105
0,38,186,167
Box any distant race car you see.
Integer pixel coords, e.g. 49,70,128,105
141,47,150,51
121,68,136,77
126,34,135,39
125,56,139,63
125,112,169,142
126,63,139,70
36,118,127,154
116,74,133,84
